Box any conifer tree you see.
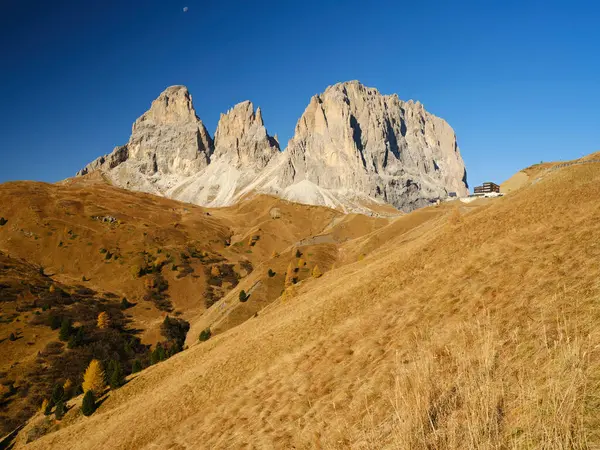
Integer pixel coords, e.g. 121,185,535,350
132,359,142,374
82,359,106,395
312,265,323,278
108,360,124,389
82,391,96,416
51,383,64,404
97,311,111,329
55,400,66,420
58,318,72,341
239,290,248,302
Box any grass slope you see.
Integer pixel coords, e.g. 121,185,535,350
13,157,600,448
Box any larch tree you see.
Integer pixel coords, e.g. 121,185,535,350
97,311,111,329
210,265,221,277
82,359,106,395
285,263,295,287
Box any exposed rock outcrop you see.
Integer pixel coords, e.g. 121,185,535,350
271,81,468,211
78,86,213,178
213,101,280,169
76,81,469,214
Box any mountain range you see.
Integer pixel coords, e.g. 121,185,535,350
78,81,469,214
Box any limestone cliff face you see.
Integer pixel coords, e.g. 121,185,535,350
274,81,468,211
77,81,468,214
78,86,213,177
213,101,280,169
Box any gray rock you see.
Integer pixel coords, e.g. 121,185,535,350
77,81,469,214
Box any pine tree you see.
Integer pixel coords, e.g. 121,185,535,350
81,391,96,416
58,318,72,341
55,400,66,420
131,359,142,374
295,249,302,258
268,268,275,277
108,360,124,389
97,311,110,329
239,290,248,302
51,383,64,403
68,327,84,348
82,359,106,395
312,265,323,278
285,263,296,287
157,343,166,361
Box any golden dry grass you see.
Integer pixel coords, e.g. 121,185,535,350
10,160,600,449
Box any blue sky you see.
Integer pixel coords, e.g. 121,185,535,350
1,0,598,189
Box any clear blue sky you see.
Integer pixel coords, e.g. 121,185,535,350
1,0,598,189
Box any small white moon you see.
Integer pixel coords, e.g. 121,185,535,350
183,6,189,12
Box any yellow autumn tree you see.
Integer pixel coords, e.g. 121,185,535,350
40,398,49,413
297,258,305,268
210,265,221,277
284,263,295,287
312,265,322,278
49,284,56,293
97,312,110,329
63,379,73,395
82,359,106,395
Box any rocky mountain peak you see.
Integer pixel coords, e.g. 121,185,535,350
134,85,198,127
77,81,468,214
213,100,280,169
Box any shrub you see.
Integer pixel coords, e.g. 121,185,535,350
82,359,106,395
312,265,322,278
268,268,276,277
131,359,142,374
99,248,107,254
63,379,73,399
97,311,111,329
58,318,72,341
120,298,133,310
82,391,96,416
239,290,248,302
48,314,61,330
199,328,211,342
43,399,53,416
55,400,66,420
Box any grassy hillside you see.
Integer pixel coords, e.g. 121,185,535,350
10,156,600,448
1,176,385,437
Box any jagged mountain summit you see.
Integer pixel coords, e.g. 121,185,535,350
77,81,468,213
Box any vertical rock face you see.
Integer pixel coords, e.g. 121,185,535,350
213,101,280,169
77,86,213,178
274,81,468,211
76,81,468,214
127,85,213,176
